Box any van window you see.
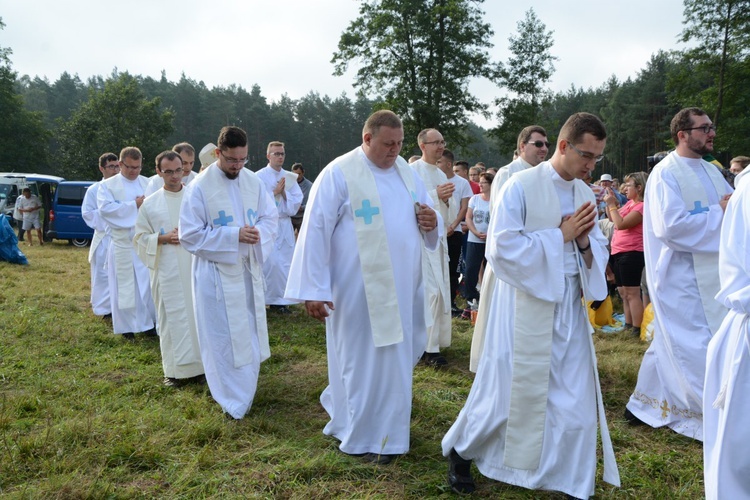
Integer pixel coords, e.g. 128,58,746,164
57,184,84,206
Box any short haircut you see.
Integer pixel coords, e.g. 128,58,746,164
417,128,438,145
22,187,31,194
155,150,182,171
475,162,485,167
670,107,707,144
517,125,547,151
119,146,142,162
441,149,455,164
559,113,607,145
291,163,304,173
217,126,248,150
479,172,494,185
363,110,403,137
731,156,750,169
454,161,469,171
267,141,285,154
99,152,118,168
469,166,482,175
172,142,195,156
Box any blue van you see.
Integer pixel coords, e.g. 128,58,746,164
47,180,95,247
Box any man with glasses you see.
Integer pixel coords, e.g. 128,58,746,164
97,146,157,340
180,126,278,419
256,141,303,314
81,152,120,319
134,151,205,387
144,142,198,196
443,113,619,498
411,128,453,367
625,107,732,441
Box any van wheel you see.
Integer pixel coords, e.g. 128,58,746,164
70,238,90,248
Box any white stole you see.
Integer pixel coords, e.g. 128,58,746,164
665,153,728,336
338,150,417,347
503,166,619,487
199,164,270,367
107,175,148,310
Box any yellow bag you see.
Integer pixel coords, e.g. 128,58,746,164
640,303,655,342
587,296,616,328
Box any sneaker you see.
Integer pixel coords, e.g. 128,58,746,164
163,377,183,387
421,352,448,368
448,448,475,494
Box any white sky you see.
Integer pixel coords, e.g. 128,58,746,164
0,0,688,127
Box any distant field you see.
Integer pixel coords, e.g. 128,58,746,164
0,243,704,498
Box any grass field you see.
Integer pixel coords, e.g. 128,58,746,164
1,242,704,498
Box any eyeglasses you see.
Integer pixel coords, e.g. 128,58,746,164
566,141,604,163
422,140,447,146
269,152,286,157
160,168,184,176
103,164,120,170
219,151,249,166
121,163,142,171
682,124,717,134
527,140,551,148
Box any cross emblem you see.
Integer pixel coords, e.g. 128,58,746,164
213,210,234,226
246,208,258,227
660,400,671,419
355,199,380,225
688,201,709,215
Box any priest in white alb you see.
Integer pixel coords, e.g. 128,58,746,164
144,142,198,196
442,113,619,498
703,161,750,499
179,126,278,419
134,151,204,387
625,107,732,440
96,146,157,339
82,152,119,318
285,110,440,464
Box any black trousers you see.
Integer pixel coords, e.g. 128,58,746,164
447,231,464,305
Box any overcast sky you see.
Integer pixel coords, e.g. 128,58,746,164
1,0,688,127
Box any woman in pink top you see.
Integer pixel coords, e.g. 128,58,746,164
604,171,648,336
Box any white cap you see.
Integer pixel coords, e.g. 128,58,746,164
600,174,613,182
199,143,218,168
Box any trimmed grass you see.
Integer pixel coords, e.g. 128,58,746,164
1,243,704,498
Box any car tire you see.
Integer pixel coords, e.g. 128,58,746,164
70,238,90,248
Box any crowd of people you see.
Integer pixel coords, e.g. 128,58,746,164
78,107,746,499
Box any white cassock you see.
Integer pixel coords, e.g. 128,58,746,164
97,174,156,334
627,152,732,440
703,175,750,500
256,165,302,306
442,163,619,500
470,156,533,372
179,164,278,419
134,188,204,379
81,181,111,316
144,171,197,197
410,159,451,353
285,148,439,455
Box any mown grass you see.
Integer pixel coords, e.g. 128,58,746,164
1,243,704,498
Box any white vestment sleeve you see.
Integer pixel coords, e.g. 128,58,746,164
96,182,138,229
82,184,103,231
133,203,160,270
257,190,278,262
278,179,303,217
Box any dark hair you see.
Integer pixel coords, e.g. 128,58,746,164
172,142,195,156
559,113,607,145
291,163,304,173
670,107,707,144
99,152,118,168
217,126,248,150
454,161,469,170
441,149,455,163
517,125,547,151
479,172,494,185
155,150,182,171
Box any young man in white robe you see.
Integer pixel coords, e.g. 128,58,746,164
134,151,204,387
442,113,619,499
144,142,198,196
410,128,453,367
256,141,303,314
625,107,732,440
285,110,440,464
81,152,119,319
469,125,549,372
703,156,750,499
96,146,157,339
179,126,278,419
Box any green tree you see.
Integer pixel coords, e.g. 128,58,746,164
492,8,557,153
56,73,173,179
0,18,51,172
332,0,499,148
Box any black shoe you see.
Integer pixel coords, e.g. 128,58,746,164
421,352,448,368
102,313,112,321
624,408,646,426
163,377,184,387
269,305,292,314
361,452,397,465
122,332,135,341
188,374,207,385
143,327,158,337
448,448,475,494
